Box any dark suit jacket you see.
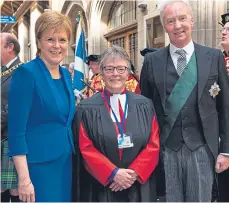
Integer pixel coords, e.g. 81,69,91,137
140,43,229,160
8,56,76,163
1,56,21,139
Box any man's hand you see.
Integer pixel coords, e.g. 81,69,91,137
215,154,229,173
110,169,136,191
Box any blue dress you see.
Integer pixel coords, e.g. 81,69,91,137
8,57,76,202
28,77,72,202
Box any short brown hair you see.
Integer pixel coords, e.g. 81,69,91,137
35,10,72,56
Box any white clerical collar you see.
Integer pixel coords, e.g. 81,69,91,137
5,57,18,69
110,94,128,122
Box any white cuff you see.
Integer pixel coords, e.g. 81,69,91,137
220,153,229,156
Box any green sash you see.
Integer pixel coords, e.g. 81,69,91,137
161,52,197,141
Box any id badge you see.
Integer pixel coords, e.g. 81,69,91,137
117,133,134,149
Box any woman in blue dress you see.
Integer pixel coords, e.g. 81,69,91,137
8,11,75,202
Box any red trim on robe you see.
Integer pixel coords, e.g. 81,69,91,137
79,122,117,186
128,115,160,184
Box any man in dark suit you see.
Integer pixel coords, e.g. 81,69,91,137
140,1,229,202
221,13,229,75
218,12,229,202
1,32,21,202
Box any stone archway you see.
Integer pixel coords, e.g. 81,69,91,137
88,0,114,54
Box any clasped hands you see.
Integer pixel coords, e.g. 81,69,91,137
109,168,138,192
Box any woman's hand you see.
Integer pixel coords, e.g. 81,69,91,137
12,156,34,202
110,169,137,191
130,170,138,180
18,181,35,202
109,182,124,192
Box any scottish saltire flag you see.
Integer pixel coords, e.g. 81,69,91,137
73,14,88,92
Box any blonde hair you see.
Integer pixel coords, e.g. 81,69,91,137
35,10,72,56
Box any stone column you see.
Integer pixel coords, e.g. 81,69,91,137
30,3,41,59
18,18,25,62
136,0,149,73
18,17,30,62
191,0,227,48
89,7,102,54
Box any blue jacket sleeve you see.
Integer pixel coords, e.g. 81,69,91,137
8,66,35,156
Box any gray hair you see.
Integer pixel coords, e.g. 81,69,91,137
160,0,193,27
99,45,131,73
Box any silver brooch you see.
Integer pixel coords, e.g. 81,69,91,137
209,82,221,98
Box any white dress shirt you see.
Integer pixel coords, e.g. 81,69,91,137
5,57,18,69
170,40,194,70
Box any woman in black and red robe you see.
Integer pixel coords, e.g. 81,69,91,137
72,45,160,202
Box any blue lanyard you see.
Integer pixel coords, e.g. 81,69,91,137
104,90,128,137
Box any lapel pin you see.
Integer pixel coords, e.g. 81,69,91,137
209,82,221,98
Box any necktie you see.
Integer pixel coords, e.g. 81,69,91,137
175,49,187,76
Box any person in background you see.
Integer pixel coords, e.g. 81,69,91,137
221,13,229,75
8,11,75,202
1,32,22,203
67,62,75,79
140,0,229,201
86,54,103,97
218,12,229,202
87,54,100,76
140,48,158,57
126,61,141,94
72,45,159,202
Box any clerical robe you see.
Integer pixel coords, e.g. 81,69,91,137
72,90,159,202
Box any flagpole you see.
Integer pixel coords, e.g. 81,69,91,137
73,10,88,96
78,11,88,81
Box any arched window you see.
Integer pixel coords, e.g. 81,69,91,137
105,1,138,68
109,1,136,30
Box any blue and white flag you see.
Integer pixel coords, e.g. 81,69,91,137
73,14,88,92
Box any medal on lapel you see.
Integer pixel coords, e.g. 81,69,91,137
209,82,221,98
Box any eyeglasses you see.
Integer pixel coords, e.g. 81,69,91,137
221,27,229,33
103,66,127,74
